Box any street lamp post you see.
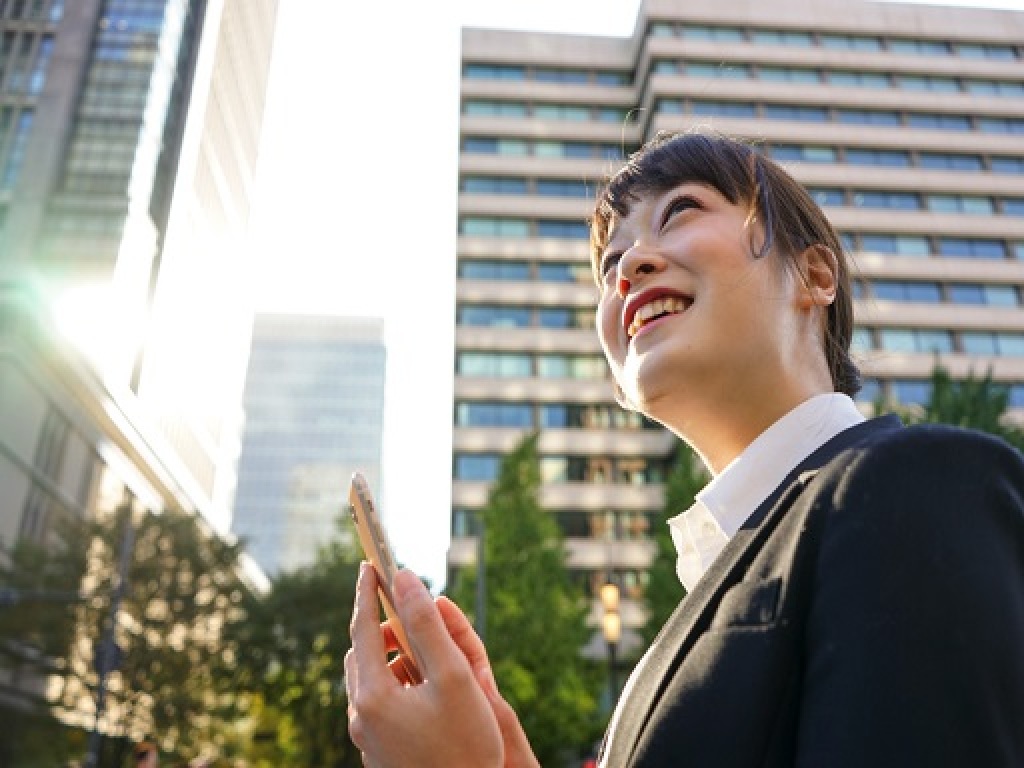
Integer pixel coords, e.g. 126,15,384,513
600,582,621,706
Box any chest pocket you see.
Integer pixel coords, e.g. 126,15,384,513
709,577,782,630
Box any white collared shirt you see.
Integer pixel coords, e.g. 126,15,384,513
668,393,865,592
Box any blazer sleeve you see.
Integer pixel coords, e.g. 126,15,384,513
795,426,1024,768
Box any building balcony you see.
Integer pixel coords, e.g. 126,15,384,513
453,426,675,457
457,278,597,306
452,480,664,510
453,375,616,403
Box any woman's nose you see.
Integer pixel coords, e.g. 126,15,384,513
617,241,663,295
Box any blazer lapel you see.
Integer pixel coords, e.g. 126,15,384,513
602,415,902,767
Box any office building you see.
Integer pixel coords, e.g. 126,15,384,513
232,315,387,575
0,0,278,565
451,0,1024,658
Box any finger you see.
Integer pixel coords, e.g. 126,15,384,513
436,596,498,696
349,562,395,689
392,569,468,678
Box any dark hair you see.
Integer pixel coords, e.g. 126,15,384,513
590,130,861,397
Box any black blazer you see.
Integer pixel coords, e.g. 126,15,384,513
601,416,1024,767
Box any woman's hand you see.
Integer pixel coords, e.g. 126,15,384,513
346,563,538,768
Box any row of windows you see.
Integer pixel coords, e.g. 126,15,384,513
647,22,1019,61
0,0,61,22
0,106,31,189
856,328,1024,357
807,188,1024,216
0,31,51,95
650,59,1024,97
458,305,594,330
866,379,1024,408
856,280,1020,307
771,144,1024,174
461,176,595,197
464,100,635,123
656,99,1024,134
455,453,669,485
458,217,1024,262
455,401,658,430
459,259,591,283
463,64,630,86
457,352,608,380
462,136,631,160
460,217,590,239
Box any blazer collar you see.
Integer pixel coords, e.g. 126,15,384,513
602,414,902,768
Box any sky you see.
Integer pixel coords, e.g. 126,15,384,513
246,0,1024,590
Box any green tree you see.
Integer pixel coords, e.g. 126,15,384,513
448,432,603,768
879,365,1024,451
640,443,708,646
0,505,253,764
224,524,364,767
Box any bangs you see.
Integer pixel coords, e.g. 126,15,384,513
597,131,758,223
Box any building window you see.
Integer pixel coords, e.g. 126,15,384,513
860,234,930,257
926,194,994,214
891,380,932,406
938,238,1006,259
535,179,592,197
836,109,901,126
845,148,911,167
537,262,591,283
918,152,982,171
828,70,890,88
821,34,882,51
769,144,836,163
461,176,528,195
459,260,530,281
964,80,1024,97
763,104,829,122
537,220,589,239
872,281,941,303
751,29,813,46
808,188,844,206
948,284,1018,306
907,113,971,131
463,100,527,118
684,62,749,79
457,353,532,377
460,217,530,237
889,39,951,56
991,157,1024,174
534,104,591,121
690,100,756,117
957,43,1017,60
681,25,744,42
1003,199,1024,217
455,402,534,428
536,355,608,380
458,306,531,328
463,64,526,80
759,66,819,83
455,455,502,482
879,329,953,354
853,191,920,210
534,67,590,84
852,328,874,352
977,117,1024,134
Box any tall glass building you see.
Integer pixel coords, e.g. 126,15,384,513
451,0,1024,659
232,315,387,575
0,0,279,553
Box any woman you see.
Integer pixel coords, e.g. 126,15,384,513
346,131,1024,767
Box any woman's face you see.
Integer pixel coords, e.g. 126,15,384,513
595,181,808,433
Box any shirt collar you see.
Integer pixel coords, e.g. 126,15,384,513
667,393,865,592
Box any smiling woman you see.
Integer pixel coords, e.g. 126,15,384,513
345,128,1024,768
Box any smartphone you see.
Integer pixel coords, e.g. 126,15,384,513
348,471,423,684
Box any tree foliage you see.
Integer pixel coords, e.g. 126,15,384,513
448,432,604,767
0,504,253,764
640,443,708,647
895,366,1024,451
222,527,364,767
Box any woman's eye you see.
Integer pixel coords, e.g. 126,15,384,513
660,196,699,230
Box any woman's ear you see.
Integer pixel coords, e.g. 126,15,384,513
796,244,838,310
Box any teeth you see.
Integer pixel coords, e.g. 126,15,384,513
628,296,689,337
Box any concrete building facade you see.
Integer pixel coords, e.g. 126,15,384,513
232,315,387,575
451,0,1024,656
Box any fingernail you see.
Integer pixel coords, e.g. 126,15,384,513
394,569,425,605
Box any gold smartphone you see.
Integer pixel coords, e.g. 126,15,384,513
348,471,423,684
